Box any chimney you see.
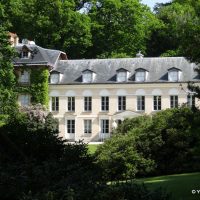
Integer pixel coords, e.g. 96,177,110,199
136,51,144,58
9,32,19,47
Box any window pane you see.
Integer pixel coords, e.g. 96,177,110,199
50,74,59,84
84,97,92,111
67,120,75,134
136,71,145,82
101,96,109,111
118,96,126,111
52,97,59,111
169,71,178,81
84,120,92,134
137,96,145,111
117,72,127,82
68,97,75,111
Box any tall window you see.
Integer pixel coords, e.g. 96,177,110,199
50,73,59,84
168,70,179,81
170,95,178,108
19,94,30,106
118,96,126,111
137,96,145,111
135,71,146,82
84,97,92,111
117,72,127,82
84,120,92,134
101,96,109,111
67,120,75,134
19,70,30,83
153,96,161,110
68,97,75,111
101,119,109,134
187,94,195,107
51,97,59,111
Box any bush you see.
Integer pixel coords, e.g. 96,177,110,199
0,106,103,200
96,107,200,179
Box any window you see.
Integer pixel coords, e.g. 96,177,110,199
168,70,179,82
19,70,30,83
67,120,75,134
51,97,59,111
101,119,109,134
117,71,127,82
19,94,30,106
135,71,146,82
50,73,59,84
101,96,109,111
187,95,195,107
84,120,92,134
118,96,126,111
170,95,178,108
153,96,161,110
83,72,93,83
84,97,92,111
68,97,75,111
21,51,29,58
137,96,145,111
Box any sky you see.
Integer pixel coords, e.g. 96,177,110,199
141,0,172,10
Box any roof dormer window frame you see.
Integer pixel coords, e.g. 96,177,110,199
168,67,181,82
135,68,148,82
82,69,95,83
50,71,62,84
116,68,129,82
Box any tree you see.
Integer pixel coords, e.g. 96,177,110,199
0,24,17,121
0,105,103,200
87,0,159,58
4,0,92,59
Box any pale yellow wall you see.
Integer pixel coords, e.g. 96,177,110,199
49,83,200,142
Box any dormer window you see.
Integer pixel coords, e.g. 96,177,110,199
168,68,181,82
50,73,59,84
50,71,62,84
19,70,30,83
135,68,147,82
82,69,95,83
116,68,129,82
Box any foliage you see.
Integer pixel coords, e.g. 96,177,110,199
0,106,103,200
87,0,159,58
96,107,200,180
30,68,49,106
4,0,92,59
95,182,170,200
0,25,17,123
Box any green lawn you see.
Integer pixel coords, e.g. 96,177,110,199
88,144,99,154
138,172,200,200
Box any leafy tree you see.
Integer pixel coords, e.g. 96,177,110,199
4,0,92,59
87,0,159,58
0,25,17,122
0,105,103,200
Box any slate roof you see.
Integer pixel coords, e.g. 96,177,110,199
52,57,200,84
13,44,67,68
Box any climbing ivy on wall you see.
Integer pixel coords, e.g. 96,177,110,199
17,67,49,107
30,68,49,107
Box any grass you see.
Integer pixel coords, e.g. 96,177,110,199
138,172,200,200
88,144,99,154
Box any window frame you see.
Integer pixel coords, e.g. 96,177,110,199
118,96,126,111
101,96,109,111
117,71,127,82
51,96,59,111
82,72,93,83
68,96,75,112
19,70,30,83
19,94,30,106
67,119,75,134
153,96,161,111
168,70,179,82
170,95,178,108
187,94,195,107
135,70,146,82
100,119,109,134
84,119,92,134
50,73,60,84
84,96,92,111
137,96,145,111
